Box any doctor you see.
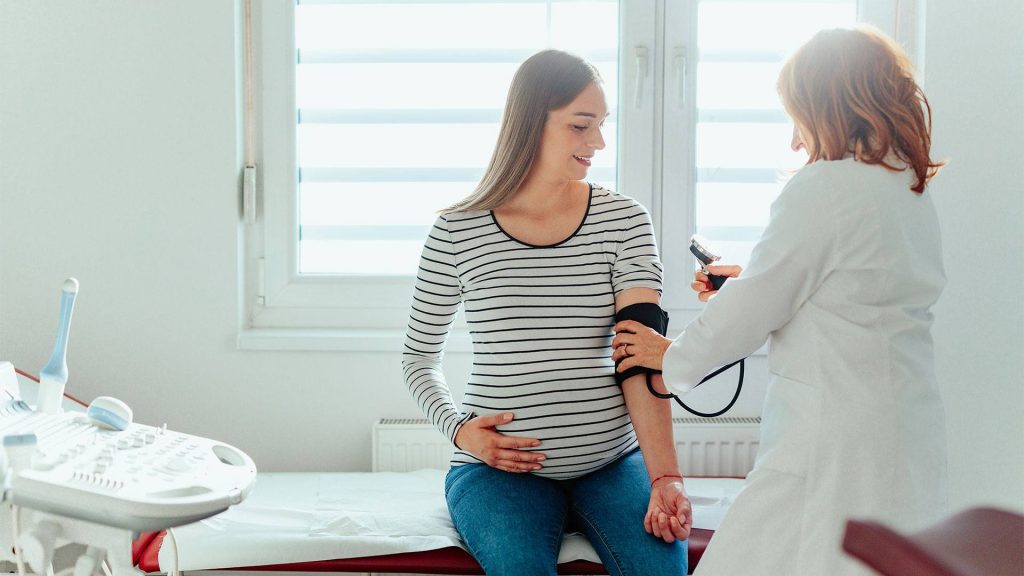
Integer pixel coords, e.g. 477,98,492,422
612,26,948,575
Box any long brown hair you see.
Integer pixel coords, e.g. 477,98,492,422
777,26,945,193
441,50,601,214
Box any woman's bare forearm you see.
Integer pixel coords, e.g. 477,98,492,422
623,372,679,481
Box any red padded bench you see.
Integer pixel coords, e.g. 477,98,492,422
137,528,713,575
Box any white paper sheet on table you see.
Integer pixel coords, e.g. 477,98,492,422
159,470,742,571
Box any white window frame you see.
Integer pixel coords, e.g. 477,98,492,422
659,0,919,317
240,0,920,350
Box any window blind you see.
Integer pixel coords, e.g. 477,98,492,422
294,0,620,275
693,0,857,266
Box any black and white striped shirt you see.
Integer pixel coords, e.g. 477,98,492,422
401,185,663,479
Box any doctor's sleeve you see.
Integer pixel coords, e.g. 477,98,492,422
662,169,840,394
400,216,474,445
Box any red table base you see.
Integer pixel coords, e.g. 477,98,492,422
137,528,712,575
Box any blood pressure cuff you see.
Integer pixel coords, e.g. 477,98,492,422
614,302,669,386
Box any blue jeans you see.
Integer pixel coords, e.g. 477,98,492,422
445,449,688,576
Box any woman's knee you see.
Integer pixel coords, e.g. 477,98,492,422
456,505,566,576
468,537,562,576
445,465,567,575
574,509,688,576
569,452,687,575
614,535,688,575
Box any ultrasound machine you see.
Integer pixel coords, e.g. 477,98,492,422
0,279,257,576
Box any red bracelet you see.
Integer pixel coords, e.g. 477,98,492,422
650,473,683,487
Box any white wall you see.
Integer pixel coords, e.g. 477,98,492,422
0,0,1021,513
924,0,1024,512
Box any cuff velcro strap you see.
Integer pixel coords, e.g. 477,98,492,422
614,303,669,386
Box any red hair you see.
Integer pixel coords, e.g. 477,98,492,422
778,26,945,193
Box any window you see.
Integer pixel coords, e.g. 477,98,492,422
243,0,919,345
294,2,621,276
659,0,859,308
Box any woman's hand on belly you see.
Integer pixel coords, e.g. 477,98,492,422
454,412,547,473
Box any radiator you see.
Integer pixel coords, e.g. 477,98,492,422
373,417,760,477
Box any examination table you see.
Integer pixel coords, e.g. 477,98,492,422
134,470,741,575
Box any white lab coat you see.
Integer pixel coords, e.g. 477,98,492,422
663,158,948,576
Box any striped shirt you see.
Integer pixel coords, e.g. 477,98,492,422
401,185,664,479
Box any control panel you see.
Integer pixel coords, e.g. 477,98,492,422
1,397,255,532
0,278,257,576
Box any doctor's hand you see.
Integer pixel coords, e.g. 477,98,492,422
645,478,692,543
693,264,742,302
454,413,546,474
612,321,673,372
